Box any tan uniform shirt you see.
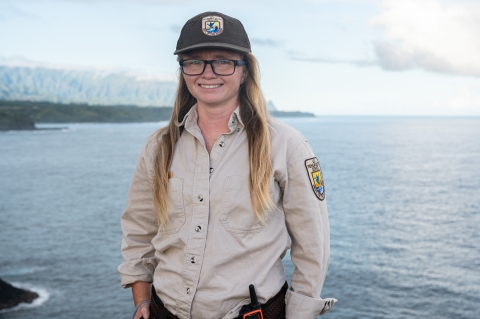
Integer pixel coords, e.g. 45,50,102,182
118,105,337,319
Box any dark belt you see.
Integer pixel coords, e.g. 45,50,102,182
147,282,287,319
148,285,177,319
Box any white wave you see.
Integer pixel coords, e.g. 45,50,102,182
0,282,50,313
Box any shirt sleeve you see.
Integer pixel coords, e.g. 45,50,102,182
117,148,159,288
281,139,337,317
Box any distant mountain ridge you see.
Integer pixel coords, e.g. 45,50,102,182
0,65,177,106
0,64,315,122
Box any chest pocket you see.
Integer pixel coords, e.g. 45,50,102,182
158,177,185,236
220,175,268,234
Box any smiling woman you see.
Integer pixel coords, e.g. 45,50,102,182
179,49,247,121
118,11,336,319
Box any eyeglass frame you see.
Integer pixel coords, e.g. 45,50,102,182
179,59,247,76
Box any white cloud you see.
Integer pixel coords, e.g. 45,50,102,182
251,38,282,47
370,0,480,76
289,54,376,67
437,86,480,113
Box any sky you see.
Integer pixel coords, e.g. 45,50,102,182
1,0,480,116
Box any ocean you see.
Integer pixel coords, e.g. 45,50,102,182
0,117,479,319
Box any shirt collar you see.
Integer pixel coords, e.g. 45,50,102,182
176,104,198,129
228,106,245,130
177,104,245,131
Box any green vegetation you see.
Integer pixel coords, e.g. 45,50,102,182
0,100,174,130
0,110,35,131
0,100,314,131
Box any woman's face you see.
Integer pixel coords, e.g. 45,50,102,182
181,48,246,110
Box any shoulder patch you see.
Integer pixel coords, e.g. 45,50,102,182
305,157,325,201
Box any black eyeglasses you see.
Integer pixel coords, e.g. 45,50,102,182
179,59,247,76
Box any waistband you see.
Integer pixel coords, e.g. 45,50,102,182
148,282,288,319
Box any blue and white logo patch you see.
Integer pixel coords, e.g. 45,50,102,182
305,157,325,201
202,16,224,36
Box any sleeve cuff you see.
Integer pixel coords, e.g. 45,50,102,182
285,289,337,318
117,257,157,288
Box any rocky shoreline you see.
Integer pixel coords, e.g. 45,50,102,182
0,278,39,310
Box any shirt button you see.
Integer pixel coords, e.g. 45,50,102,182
236,128,241,132
186,288,191,294
198,195,203,201
219,141,225,147
210,167,214,173
195,226,202,232
190,257,196,264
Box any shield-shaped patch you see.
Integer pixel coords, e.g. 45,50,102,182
202,16,224,36
305,157,325,201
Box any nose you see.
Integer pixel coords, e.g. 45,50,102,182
202,62,217,78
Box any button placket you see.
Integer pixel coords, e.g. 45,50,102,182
177,143,209,313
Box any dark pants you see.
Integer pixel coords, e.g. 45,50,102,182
268,308,286,319
148,283,287,319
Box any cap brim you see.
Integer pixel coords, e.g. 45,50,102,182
174,42,251,55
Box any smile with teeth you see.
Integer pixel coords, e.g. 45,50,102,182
199,84,222,89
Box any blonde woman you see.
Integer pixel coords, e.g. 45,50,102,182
119,11,336,319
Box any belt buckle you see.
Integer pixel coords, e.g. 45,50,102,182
242,309,264,319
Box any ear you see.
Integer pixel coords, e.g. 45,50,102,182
241,68,248,84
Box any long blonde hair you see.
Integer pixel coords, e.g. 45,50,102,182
152,53,273,227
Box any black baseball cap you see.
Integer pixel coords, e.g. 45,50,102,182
174,11,251,55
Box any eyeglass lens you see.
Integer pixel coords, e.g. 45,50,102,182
182,60,236,76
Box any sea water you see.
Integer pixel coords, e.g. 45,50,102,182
0,117,479,319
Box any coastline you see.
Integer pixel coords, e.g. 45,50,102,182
0,100,315,131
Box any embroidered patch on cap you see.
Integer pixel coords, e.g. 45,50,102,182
202,16,224,36
305,157,325,201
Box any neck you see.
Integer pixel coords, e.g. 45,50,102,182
197,103,236,130
197,103,238,153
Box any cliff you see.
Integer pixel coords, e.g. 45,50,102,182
0,100,173,130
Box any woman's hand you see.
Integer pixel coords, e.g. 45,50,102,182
133,300,151,319
131,281,152,319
